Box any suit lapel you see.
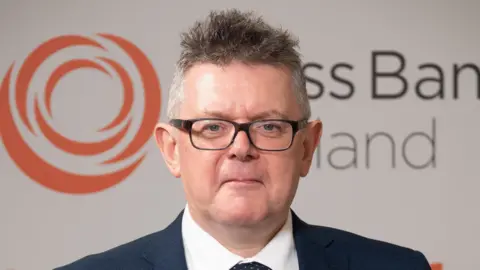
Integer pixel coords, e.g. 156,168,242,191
292,210,349,270
142,211,188,270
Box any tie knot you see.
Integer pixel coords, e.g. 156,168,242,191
230,261,272,270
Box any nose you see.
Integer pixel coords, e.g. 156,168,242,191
228,130,258,161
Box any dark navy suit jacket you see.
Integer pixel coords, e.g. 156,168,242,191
55,210,432,270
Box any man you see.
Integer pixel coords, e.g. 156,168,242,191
56,9,431,270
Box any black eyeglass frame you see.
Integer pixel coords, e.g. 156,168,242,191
169,118,309,151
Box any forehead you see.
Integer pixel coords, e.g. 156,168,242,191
180,62,302,120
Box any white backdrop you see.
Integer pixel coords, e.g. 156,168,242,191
1,1,478,269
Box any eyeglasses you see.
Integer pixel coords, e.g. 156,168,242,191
169,118,308,151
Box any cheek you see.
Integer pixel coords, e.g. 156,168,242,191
265,154,300,189
179,142,221,188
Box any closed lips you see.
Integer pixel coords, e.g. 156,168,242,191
224,179,261,183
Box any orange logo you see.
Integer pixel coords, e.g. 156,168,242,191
0,34,161,194
431,262,443,270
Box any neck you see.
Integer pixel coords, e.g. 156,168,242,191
188,207,288,258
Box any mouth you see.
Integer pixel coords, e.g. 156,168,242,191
223,179,263,185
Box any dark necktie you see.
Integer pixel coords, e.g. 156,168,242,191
230,261,272,270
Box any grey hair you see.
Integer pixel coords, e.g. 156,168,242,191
166,9,311,120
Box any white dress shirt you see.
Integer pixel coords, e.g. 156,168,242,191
181,204,299,270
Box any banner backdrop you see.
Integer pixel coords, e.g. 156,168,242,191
1,1,478,269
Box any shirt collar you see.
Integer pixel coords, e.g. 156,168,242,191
181,204,297,270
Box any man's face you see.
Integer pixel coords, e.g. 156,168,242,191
156,61,321,226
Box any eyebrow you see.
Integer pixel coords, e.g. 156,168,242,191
200,109,291,120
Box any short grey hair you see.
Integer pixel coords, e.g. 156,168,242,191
166,9,311,120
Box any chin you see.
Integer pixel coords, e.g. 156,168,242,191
213,201,268,226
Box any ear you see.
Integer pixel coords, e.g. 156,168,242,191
153,122,181,178
300,119,322,177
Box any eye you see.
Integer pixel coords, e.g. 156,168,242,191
206,124,220,131
253,121,289,136
262,124,276,131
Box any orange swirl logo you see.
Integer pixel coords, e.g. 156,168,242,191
0,34,161,194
